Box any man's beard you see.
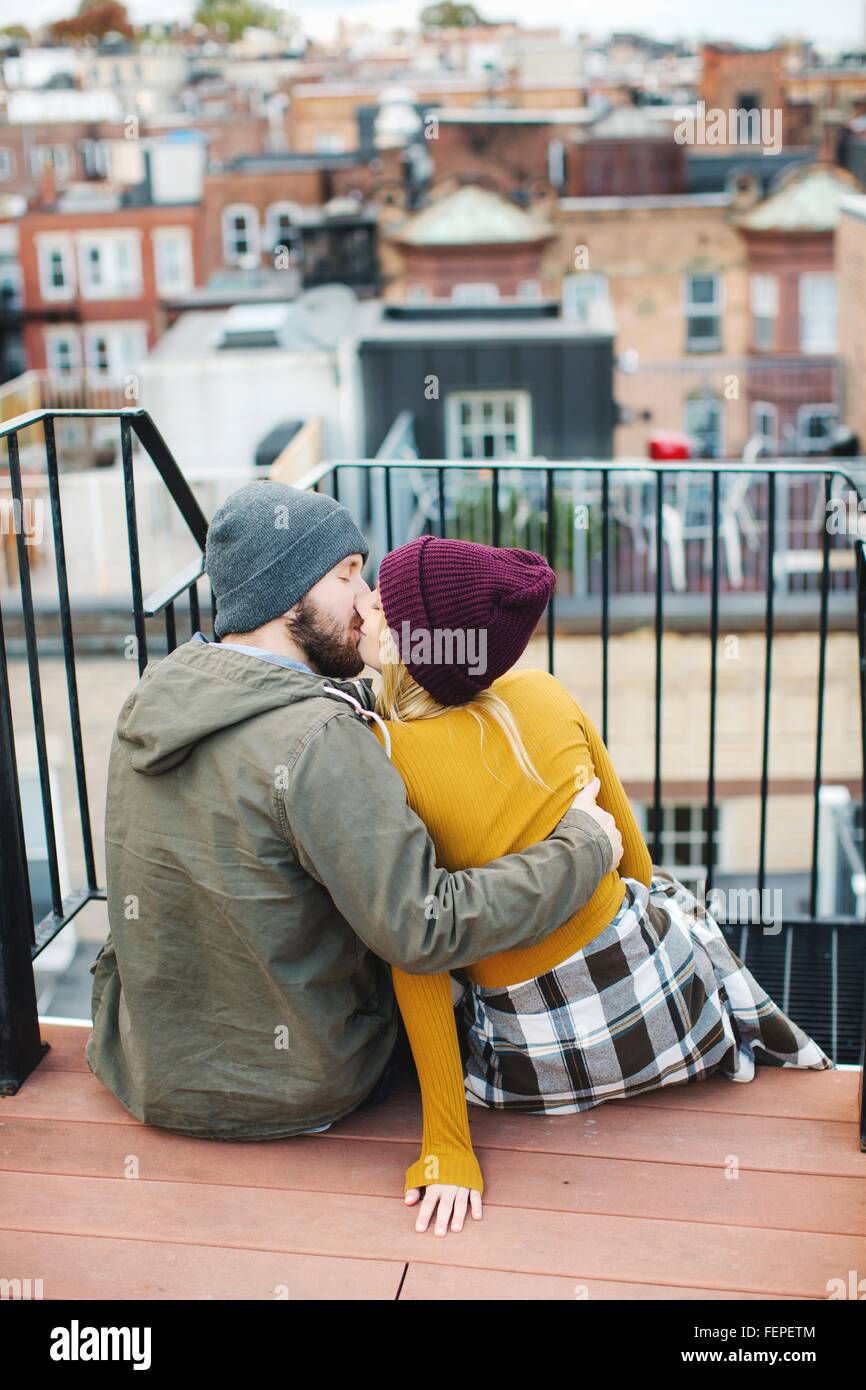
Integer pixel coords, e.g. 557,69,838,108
283,592,364,679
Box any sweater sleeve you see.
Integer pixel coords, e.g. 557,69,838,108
580,706,654,888
390,964,485,1195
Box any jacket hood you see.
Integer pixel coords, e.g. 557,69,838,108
116,636,375,774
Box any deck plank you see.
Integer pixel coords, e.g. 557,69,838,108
1,1118,863,1237
326,1092,866,1178
398,1264,794,1301
1,1169,863,1297
39,1024,860,1124
4,1069,862,1176
0,1228,404,1300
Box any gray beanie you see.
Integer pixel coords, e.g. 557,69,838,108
205,480,369,639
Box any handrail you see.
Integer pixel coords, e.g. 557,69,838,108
0,407,210,549
143,555,207,619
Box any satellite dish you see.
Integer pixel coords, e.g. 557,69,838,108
294,284,359,348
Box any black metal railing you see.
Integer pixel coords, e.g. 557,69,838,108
0,408,208,1093
309,454,866,1140
1,420,865,1150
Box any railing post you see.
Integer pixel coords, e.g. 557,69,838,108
0,597,48,1093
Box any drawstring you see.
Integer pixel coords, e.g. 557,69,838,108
321,683,392,760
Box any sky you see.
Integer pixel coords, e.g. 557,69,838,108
6,0,866,49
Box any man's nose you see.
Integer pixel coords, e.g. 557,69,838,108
354,585,372,616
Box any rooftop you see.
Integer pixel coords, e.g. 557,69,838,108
736,165,863,232
391,186,553,246
1,1022,861,1299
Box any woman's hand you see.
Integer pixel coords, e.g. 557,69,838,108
405,1184,483,1235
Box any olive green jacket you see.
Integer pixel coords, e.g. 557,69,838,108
86,637,613,1138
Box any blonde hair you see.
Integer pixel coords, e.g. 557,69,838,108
375,641,549,792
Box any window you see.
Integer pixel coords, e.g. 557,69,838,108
751,401,778,452
750,273,778,350
562,273,610,324
0,263,23,311
45,329,81,378
685,394,724,459
83,322,148,381
80,139,108,178
76,232,141,299
152,227,193,295
797,403,838,453
0,148,15,180
451,282,500,304
638,802,723,890
31,145,73,182
445,390,532,460
685,273,722,352
406,283,432,302
264,202,300,255
36,235,75,301
221,205,261,265
517,278,542,300
799,272,837,353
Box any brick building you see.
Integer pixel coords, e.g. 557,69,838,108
383,185,554,301
733,164,860,453
17,185,203,383
551,190,750,456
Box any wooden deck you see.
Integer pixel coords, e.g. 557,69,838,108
1,1023,864,1301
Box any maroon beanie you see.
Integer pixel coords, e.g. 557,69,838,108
377,535,556,706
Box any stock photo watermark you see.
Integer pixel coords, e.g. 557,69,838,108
674,100,783,155
378,619,488,675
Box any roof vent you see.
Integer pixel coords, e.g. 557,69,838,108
216,303,295,349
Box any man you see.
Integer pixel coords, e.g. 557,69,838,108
87,481,621,1146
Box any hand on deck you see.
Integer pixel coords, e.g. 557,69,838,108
405,1184,483,1235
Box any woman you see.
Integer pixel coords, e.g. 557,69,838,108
355,535,834,1236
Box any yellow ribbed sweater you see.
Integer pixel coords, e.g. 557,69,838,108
369,667,654,1195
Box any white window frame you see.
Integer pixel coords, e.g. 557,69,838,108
83,321,148,382
799,272,837,353
152,226,194,296
445,389,533,461
76,231,142,300
451,282,500,304
750,272,778,351
31,144,73,182
634,801,726,888
751,400,778,452
221,204,261,266
562,272,610,322
44,327,82,379
684,272,723,352
36,233,76,302
80,138,109,179
0,147,15,180
684,394,725,458
796,402,838,452
264,201,301,253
